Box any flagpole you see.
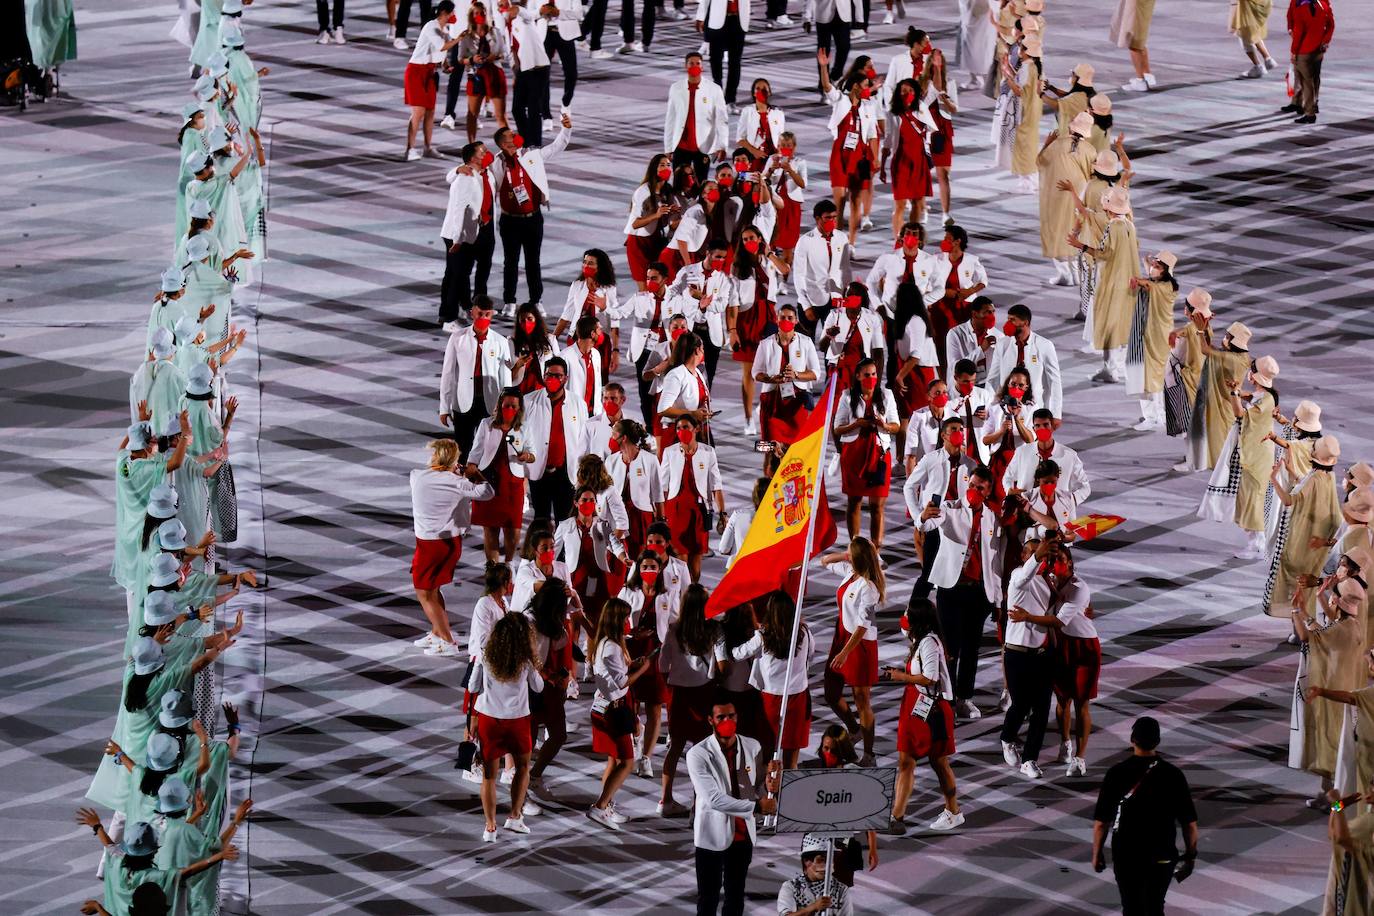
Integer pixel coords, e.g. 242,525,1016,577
770,373,840,785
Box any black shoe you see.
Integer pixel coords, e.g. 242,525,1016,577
885,816,908,836
1279,103,1299,113
1294,115,1316,124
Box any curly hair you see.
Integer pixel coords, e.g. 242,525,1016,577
577,453,614,493
483,612,535,682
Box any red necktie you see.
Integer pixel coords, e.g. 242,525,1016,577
583,350,596,411
1016,337,1026,368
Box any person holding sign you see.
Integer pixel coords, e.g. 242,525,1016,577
777,835,854,916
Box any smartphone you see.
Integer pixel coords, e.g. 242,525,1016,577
753,439,774,453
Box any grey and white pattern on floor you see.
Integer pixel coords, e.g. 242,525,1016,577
2,0,1372,913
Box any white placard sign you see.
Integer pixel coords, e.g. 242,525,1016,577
773,767,896,833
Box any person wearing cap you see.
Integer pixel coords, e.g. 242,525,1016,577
1306,640,1374,813
1067,185,1137,384
1321,778,1374,913
777,834,853,916
1058,139,1132,314
1291,576,1367,800
1110,0,1158,92
1163,288,1211,446
1086,94,1114,154
178,232,248,352
1265,434,1344,617
223,27,268,131
177,128,255,258
177,104,208,189
1201,355,1280,558
1268,399,1323,501
1124,250,1179,430
1091,716,1199,912
156,784,253,916
113,414,190,602
1041,62,1097,134
995,31,1043,194
1037,112,1097,287
1326,492,1374,644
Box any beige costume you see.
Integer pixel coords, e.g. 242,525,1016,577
1235,390,1275,532
1228,0,1272,42
1304,617,1365,776
1199,349,1250,469
1110,0,1156,50
1266,470,1343,617
1091,216,1139,350
1174,324,1205,407
1037,135,1095,258
1324,810,1374,916
1011,65,1043,177
1139,279,1176,394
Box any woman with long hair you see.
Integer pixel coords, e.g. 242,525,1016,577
469,612,543,841
655,330,714,452
618,551,677,779
833,358,901,547
656,583,719,816
727,224,785,437
525,577,575,802
466,562,514,696
644,521,693,600
555,248,619,378
921,48,959,224
669,179,743,270
454,2,511,141
511,522,570,615
624,154,683,289
587,597,652,830
763,131,807,266
556,484,627,632
511,304,556,396
468,390,534,564
889,283,938,458
818,50,883,246
732,590,815,769
737,77,785,170
576,453,630,542
715,604,766,745
608,419,663,560
822,538,885,766
883,77,935,234
1125,250,1181,431
884,596,961,834
659,414,726,582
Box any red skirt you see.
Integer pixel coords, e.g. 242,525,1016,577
1053,636,1101,701
896,691,955,759
625,505,655,563
830,141,873,193
667,681,715,744
625,234,665,283
403,62,439,108
470,459,525,529
828,622,878,688
412,536,460,589
467,62,507,98
839,436,891,499
733,300,775,363
895,366,936,418
772,199,802,250
631,653,671,706
664,487,708,556
572,559,623,629
530,679,567,734
476,711,533,766
761,690,812,751
759,390,812,444
591,706,636,759
931,123,955,169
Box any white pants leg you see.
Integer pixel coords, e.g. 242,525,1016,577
1107,347,1126,374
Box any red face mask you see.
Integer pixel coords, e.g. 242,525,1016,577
576,500,596,517
1052,560,1070,579
670,327,686,342
512,134,525,149
473,317,491,332
595,331,606,346
641,569,659,586
704,188,721,203
844,294,863,310
902,232,920,248
582,263,596,278
948,429,965,447
743,239,761,254
717,174,735,188
1007,385,1026,400
981,313,997,330
522,316,537,333
646,279,662,293
714,717,738,739
899,612,910,631
650,542,667,557
860,376,878,391
537,548,555,565
820,749,839,767
740,181,754,197
474,13,487,24
956,380,974,396
1003,320,1017,337
777,318,796,333
676,429,694,446
939,238,953,253
965,487,985,508
687,63,702,78
1035,427,1053,443
819,216,838,233
865,66,877,79
602,399,620,417
931,393,949,408
480,151,495,168
710,255,727,270
1040,481,1057,500
754,88,768,103
859,86,873,100
546,376,564,394
500,405,518,422
657,165,672,181
608,436,621,453
779,148,794,159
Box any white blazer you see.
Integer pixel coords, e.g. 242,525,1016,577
512,558,570,617
792,229,853,311
766,154,807,205
506,7,550,69
441,167,496,244
558,279,620,333
949,386,995,465
931,252,989,302
666,262,733,347
736,105,785,150
686,735,763,851
986,330,1063,419
657,364,712,429
660,442,723,500
866,248,943,313
833,390,900,449
610,448,665,514
664,77,729,155
669,198,743,258
521,389,589,483
439,327,513,416
825,90,880,142
697,0,752,29
753,333,822,395
488,126,571,209
818,308,884,366
560,340,605,417
584,412,617,460
470,418,529,479
622,586,680,644
555,516,627,572
618,290,671,362
807,0,856,25
1002,440,1091,505
905,448,980,518
919,499,1005,604
945,321,993,389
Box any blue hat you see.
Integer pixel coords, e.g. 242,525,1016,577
150,482,179,507
184,234,212,263
194,73,218,102
119,821,159,857
207,51,230,77
148,552,181,587
159,688,194,729
160,413,182,438
186,362,214,396
127,422,153,451
158,519,190,552
206,125,230,152
222,0,244,14
147,494,178,520
151,327,176,360
184,150,212,175
182,101,204,120
143,590,178,626
188,197,213,220
173,315,201,344
160,266,185,293
156,775,192,814
221,28,246,49
146,732,182,773
131,638,166,676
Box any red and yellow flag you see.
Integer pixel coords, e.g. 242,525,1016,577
1065,513,1126,541
705,381,839,618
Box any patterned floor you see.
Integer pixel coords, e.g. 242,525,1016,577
2,0,1373,913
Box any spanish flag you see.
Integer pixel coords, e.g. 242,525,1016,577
705,380,839,618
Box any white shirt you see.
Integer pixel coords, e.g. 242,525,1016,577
439,327,513,416
825,89,881,144
945,320,994,389
717,507,753,565
666,263,734,347
408,19,451,64
732,626,814,694
669,199,743,262
560,340,605,417
610,448,664,513
664,77,730,155
1056,576,1097,639
986,330,1063,419
906,447,979,516
488,126,571,210
521,389,589,483
818,308,884,366
903,406,948,466
660,442,723,500
547,0,584,37
697,0,752,29
866,248,944,312
656,364,712,429
1005,557,1054,649
512,558,569,617
919,499,1005,604
932,251,989,303
831,562,879,639
753,333,822,395
555,515,626,572
896,314,938,367
622,586,679,644
505,7,551,69
833,390,899,449
792,229,853,311
714,637,754,691
659,624,717,686
471,659,543,718
558,280,620,340
618,290,671,361
736,105,785,151
467,594,512,659
470,419,530,479
912,633,954,701
592,638,631,701
409,469,494,539
441,167,496,244
1002,440,1091,505
624,183,672,238
766,154,807,205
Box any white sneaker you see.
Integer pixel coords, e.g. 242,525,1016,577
1020,760,1044,779
765,17,777,28
503,302,518,318
1171,462,1193,473
413,632,438,648
998,689,1011,712
393,37,408,50
520,796,542,816
460,761,484,784
317,30,333,44
637,756,655,778
1054,741,1072,764
607,802,629,824
744,414,757,436
943,212,955,225
656,799,689,817
503,816,531,834
882,10,895,24
955,699,981,721
1090,366,1116,384
1239,64,1264,79
1067,757,1087,778
1001,740,1021,767
1264,57,1279,72
617,42,634,53
630,40,645,53
928,808,965,831
852,29,867,39
1047,271,1071,287
587,805,622,830
440,114,457,130
1143,73,1157,88
405,148,422,162
499,767,515,786
424,147,447,159
1132,417,1162,432
775,13,794,24
386,25,396,40
860,216,874,231
665,7,687,19
441,320,459,334
591,48,615,60
1121,77,1149,92
481,827,498,842
423,638,460,657
333,27,347,44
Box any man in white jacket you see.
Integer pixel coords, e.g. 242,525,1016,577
696,0,751,110
986,303,1063,418
664,52,729,182
687,699,780,916
439,141,497,330
490,115,572,314
438,296,513,457
792,199,853,334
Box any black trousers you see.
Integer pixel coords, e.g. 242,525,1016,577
695,840,753,916
1000,647,1053,762
765,0,787,19
452,398,487,460
622,0,656,46
693,327,721,386
395,0,431,39
815,20,851,81
512,66,550,148
315,0,345,30
530,469,574,522
542,31,579,115
443,46,466,118
1113,858,1174,916
584,0,611,50
634,348,657,422
912,528,940,599
672,148,711,185
499,212,545,307
935,579,992,701
706,17,746,105
440,222,495,322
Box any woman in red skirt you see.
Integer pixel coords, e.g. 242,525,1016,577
657,584,719,817
819,50,882,247
556,485,626,632
608,419,663,561
884,597,962,834
526,578,574,803
753,303,823,451
981,369,1036,502
469,389,535,563
715,604,766,748
731,590,815,769
657,414,724,582
554,249,618,378
821,538,885,766
587,597,651,831
890,285,939,460
454,2,509,144
923,49,958,224
511,305,555,394
1048,548,1099,779
624,154,682,289
402,2,460,161
618,551,677,779
763,133,807,267
833,359,901,548
726,225,782,438
884,77,936,236
468,612,543,841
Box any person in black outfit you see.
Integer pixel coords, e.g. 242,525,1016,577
698,0,746,108
1092,717,1199,916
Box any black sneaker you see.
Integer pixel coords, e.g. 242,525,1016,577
885,816,908,836
1279,103,1299,113
1294,115,1317,124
